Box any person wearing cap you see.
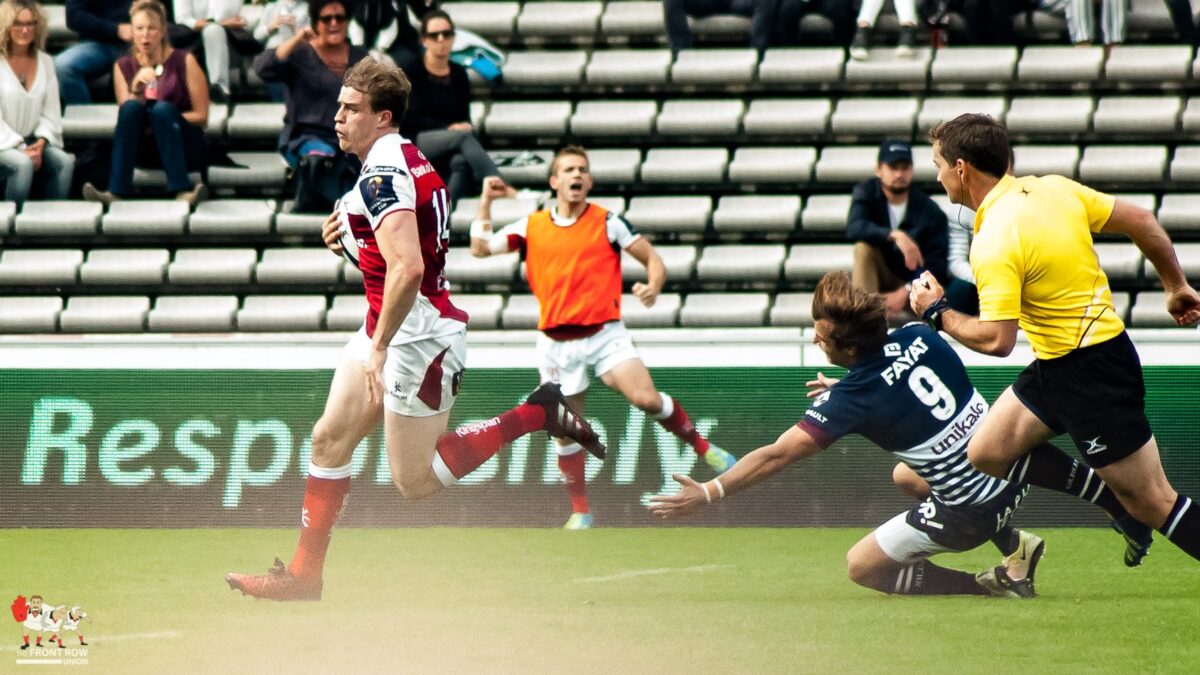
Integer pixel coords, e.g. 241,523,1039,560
846,139,949,322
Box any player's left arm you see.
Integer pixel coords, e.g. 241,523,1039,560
647,425,822,519
365,210,424,406
623,237,664,307
910,270,1018,356
1101,199,1200,326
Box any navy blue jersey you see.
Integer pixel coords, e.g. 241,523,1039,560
798,324,1007,507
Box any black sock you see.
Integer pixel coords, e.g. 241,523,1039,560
893,560,990,596
1006,443,1129,518
1159,495,1200,562
990,526,1019,556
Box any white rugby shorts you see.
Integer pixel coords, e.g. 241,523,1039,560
873,511,956,564
536,321,639,396
344,324,467,416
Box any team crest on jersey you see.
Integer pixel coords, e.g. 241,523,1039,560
361,174,399,217
884,343,902,357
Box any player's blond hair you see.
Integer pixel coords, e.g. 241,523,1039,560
343,57,412,128
811,271,888,357
0,0,47,56
549,145,589,177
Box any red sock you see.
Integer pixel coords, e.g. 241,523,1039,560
23,635,28,646
35,637,41,646
289,470,351,581
558,449,590,514
655,395,709,455
435,403,546,480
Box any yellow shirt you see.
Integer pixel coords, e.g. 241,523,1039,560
971,174,1125,359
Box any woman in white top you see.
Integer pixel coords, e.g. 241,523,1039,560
0,0,73,207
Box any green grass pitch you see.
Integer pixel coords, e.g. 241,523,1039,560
2,528,1198,673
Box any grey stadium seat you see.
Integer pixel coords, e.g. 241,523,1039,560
696,245,786,284
0,297,63,333
671,49,758,85
800,195,852,233
80,249,169,284
147,296,239,332
226,103,286,139
1005,97,1094,135
679,292,770,327
930,47,1018,84
830,97,918,136
690,14,751,40
784,244,854,282
591,195,627,214
570,100,657,138
132,168,202,192
1092,97,1181,135
1105,46,1192,82
1143,243,1200,282
100,200,190,236
0,201,13,234
815,146,879,183
1094,242,1144,282
326,295,369,332
450,196,540,234
844,48,932,85
600,1,665,38
656,100,744,136
444,2,519,39
1182,98,1200,133
712,196,800,235
640,148,728,185
14,200,102,236
255,248,341,284
585,49,673,86
62,104,117,140
517,1,602,39
1017,46,1104,83
209,152,288,191
909,145,939,183
1012,145,1080,177
444,248,519,285
237,295,327,331
0,249,82,285
770,292,815,327
918,97,1007,133
60,296,150,332
758,48,845,85
167,248,258,284
728,147,816,184
624,196,712,235
622,293,681,327
501,51,589,87
622,244,697,282
742,99,831,136
501,294,540,329
489,150,553,186
44,4,71,40
189,199,275,235
588,148,643,185
1156,194,1200,232
206,103,230,139
275,210,328,237
452,294,505,330
1130,292,1176,327
1079,146,1167,183
1169,146,1200,182
484,102,572,137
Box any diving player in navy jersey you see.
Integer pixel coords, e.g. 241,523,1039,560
650,271,1041,597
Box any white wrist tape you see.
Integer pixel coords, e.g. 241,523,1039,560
713,477,726,500
469,219,492,239
700,481,713,505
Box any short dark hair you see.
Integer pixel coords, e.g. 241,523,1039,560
309,0,349,23
549,145,589,176
343,57,411,127
811,271,888,358
420,8,454,35
928,113,1010,179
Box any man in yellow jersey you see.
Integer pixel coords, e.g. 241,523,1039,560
910,113,1200,566
469,146,736,529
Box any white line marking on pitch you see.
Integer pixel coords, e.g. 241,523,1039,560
0,631,182,652
576,564,732,583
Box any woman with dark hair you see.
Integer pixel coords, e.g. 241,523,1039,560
254,0,367,169
403,9,506,204
83,0,209,205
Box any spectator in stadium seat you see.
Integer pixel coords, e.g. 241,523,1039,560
847,139,949,323
1038,0,1126,48
349,0,438,73
252,0,309,101
944,211,978,315
0,0,73,207
254,0,367,169
663,0,774,53
1162,0,1197,45
81,0,209,206
773,0,855,47
403,9,506,205
54,0,133,105
850,0,920,60
174,0,263,102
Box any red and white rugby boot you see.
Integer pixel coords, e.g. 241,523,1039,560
226,558,322,601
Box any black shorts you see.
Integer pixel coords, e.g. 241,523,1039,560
906,481,1030,552
1012,331,1152,468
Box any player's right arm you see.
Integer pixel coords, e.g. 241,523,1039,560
1102,199,1200,326
470,176,522,258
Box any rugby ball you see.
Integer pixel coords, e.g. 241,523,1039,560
337,211,361,269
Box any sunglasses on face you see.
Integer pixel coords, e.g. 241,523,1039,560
318,13,347,25
424,29,455,40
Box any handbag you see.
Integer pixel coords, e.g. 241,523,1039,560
292,153,358,213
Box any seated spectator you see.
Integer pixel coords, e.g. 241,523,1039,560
254,0,367,169
252,0,309,101
847,140,948,321
350,0,438,72
774,0,855,47
54,0,133,105
851,0,919,60
945,210,978,315
1039,0,1126,47
663,0,773,53
174,0,262,102
1162,0,1196,45
0,0,74,207
82,0,209,206
403,10,508,204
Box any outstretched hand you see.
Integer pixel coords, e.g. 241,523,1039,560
646,474,709,519
1166,285,1200,326
805,372,839,398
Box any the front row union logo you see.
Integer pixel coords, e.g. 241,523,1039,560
11,595,90,666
